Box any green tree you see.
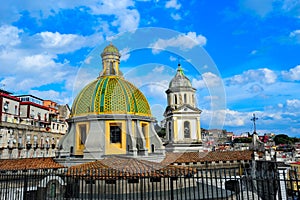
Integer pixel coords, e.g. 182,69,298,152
233,137,252,143
157,128,166,138
274,134,291,145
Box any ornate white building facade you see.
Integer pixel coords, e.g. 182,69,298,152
0,90,69,159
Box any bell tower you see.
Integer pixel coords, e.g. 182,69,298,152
164,64,202,152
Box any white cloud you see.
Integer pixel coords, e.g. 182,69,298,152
171,13,182,20
0,25,22,46
192,72,223,89
112,9,140,32
169,56,177,61
204,95,221,101
89,0,140,32
84,56,93,64
289,30,300,37
281,0,300,15
40,32,78,48
153,66,165,73
228,68,277,85
38,31,102,54
192,78,205,89
282,65,300,81
240,0,274,17
286,99,300,110
250,50,257,55
277,103,284,108
29,89,73,105
165,0,181,10
150,32,207,54
0,1,140,37
18,54,57,70
119,47,131,61
201,109,248,129
289,30,300,43
248,84,264,93
146,80,169,99
0,52,72,92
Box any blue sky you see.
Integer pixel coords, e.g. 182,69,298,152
0,0,300,137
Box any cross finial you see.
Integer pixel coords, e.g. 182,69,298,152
251,113,258,133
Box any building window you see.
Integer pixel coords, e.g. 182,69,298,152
14,105,18,115
30,110,35,118
79,124,87,145
184,94,187,103
184,121,190,138
26,135,31,144
110,124,121,143
40,138,44,148
174,94,177,104
33,135,38,148
3,102,9,112
168,122,172,140
18,137,22,147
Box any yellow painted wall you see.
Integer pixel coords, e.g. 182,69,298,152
140,122,150,152
132,121,135,137
75,122,90,155
173,118,178,141
197,117,201,141
105,120,126,155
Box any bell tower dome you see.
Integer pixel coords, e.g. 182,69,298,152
166,63,196,109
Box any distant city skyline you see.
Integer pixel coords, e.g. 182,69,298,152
0,1,299,136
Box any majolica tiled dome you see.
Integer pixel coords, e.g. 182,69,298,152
71,44,151,117
71,76,151,117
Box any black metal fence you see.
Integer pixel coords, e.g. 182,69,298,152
0,165,299,200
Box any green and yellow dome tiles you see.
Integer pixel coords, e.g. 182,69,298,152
71,76,152,117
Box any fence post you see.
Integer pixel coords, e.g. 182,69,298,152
170,176,174,200
23,171,28,200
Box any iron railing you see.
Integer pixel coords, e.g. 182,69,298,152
0,165,298,200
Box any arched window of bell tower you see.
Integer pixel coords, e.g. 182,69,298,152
168,121,172,141
184,121,190,138
174,94,177,104
184,94,187,104
192,94,194,105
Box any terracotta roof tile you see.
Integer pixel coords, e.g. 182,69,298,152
161,150,253,165
0,157,65,171
68,156,195,178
